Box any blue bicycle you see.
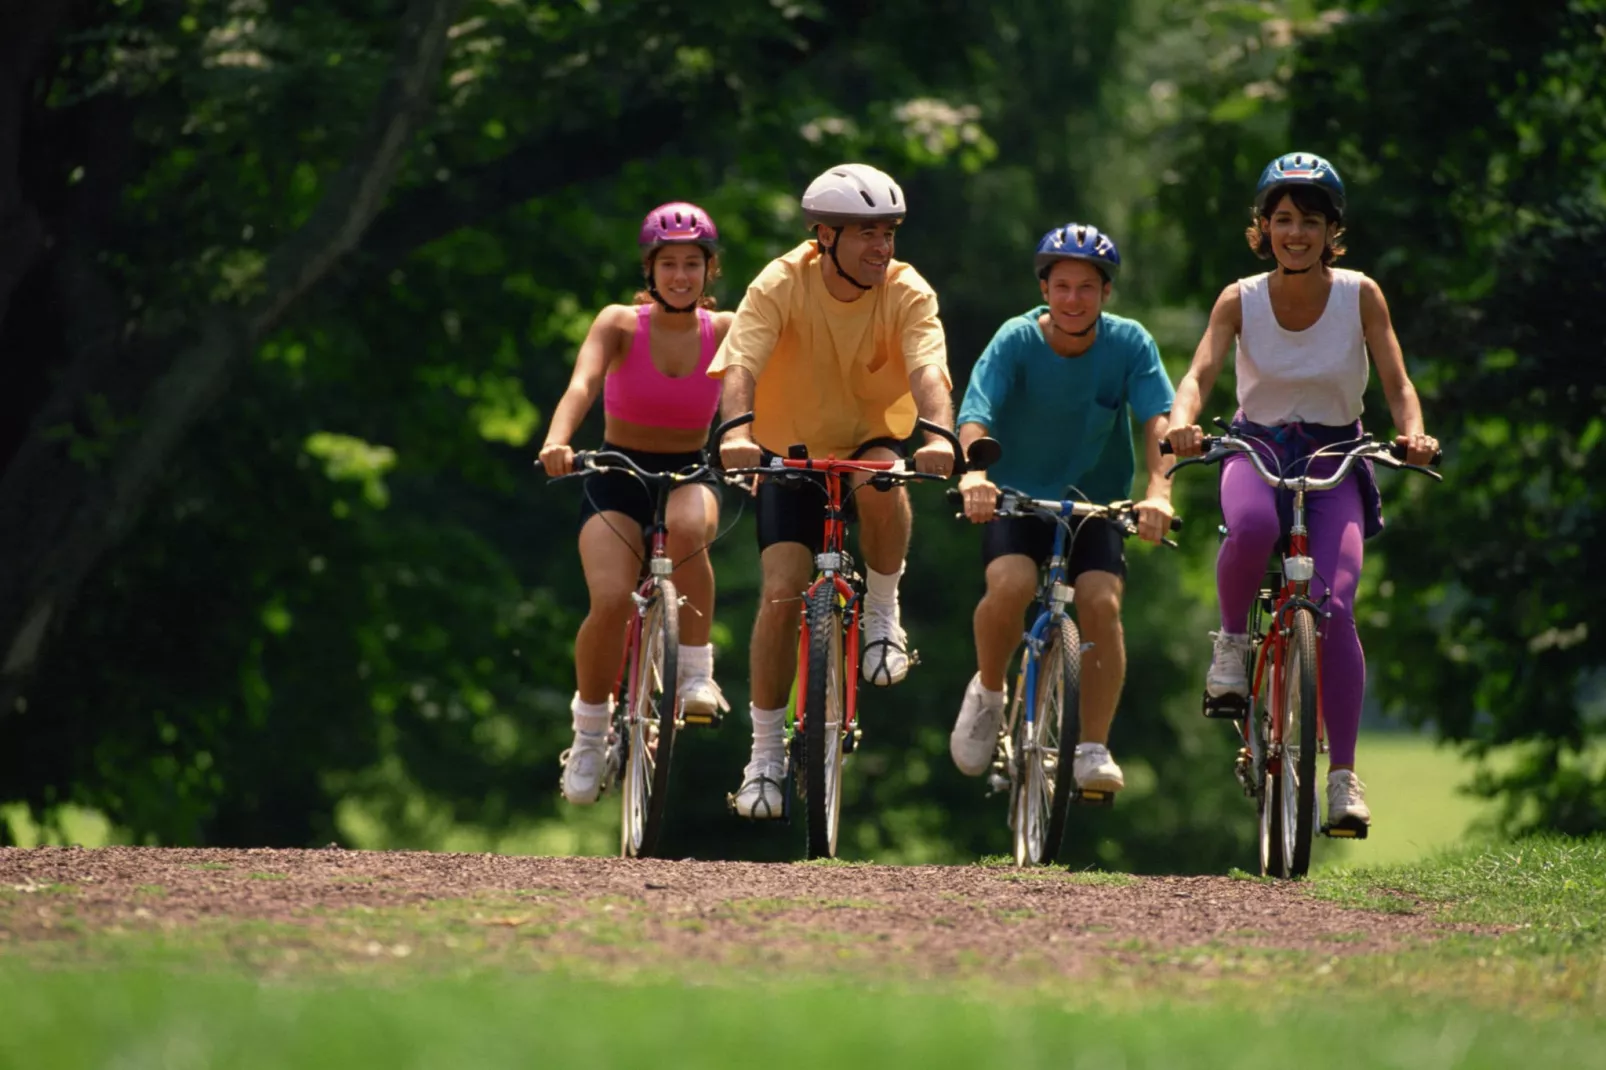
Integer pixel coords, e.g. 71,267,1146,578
950,487,1181,865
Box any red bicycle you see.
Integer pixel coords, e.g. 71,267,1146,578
1164,426,1439,877
557,450,721,858
715,413,997,858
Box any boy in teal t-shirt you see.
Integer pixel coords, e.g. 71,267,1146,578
950,223,1176,797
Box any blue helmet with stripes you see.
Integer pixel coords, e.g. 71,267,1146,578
1034,223,1121,282
1255,152,1346,219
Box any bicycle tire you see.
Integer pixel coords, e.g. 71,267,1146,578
1269,607,1319,877
619,579,679,859
802,584,846,859
1247,593,1281,878
1034,617,1081,866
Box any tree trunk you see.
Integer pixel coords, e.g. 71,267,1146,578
0,0,464,712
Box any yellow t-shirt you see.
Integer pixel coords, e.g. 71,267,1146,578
708,241,951,457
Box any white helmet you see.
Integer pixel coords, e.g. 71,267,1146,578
800,163,907,225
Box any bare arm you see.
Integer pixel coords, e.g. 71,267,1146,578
1166,283,1242,452
909,363,956,476
1141,412,1173,502
538,307,620,474
1360,277,1423,437
956,420,995,522
718,366,757,433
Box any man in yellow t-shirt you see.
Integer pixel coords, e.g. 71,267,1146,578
710,163,956,820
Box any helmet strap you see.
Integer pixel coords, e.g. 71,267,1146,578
1278,263,1314,276
1050,314,1100,340
819,226,872,292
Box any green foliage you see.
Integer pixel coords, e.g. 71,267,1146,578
0,0,1597,859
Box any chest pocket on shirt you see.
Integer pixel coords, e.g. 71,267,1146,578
1082,396,1121,445
851,321,906,403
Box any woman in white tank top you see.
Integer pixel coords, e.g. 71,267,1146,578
1165,152,1439,834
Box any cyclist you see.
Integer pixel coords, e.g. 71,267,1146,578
711,163,957,819
539,202,735,805
950,223,1177,795
1165,152,1438,832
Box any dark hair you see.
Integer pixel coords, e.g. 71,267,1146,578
633,245,720,309
1246,184,1347,264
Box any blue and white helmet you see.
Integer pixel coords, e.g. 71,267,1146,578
1034,223,1121,282
1255,152,1346,219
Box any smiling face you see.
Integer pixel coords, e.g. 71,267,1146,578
1038,258,1110,331
821,221,898,285
648,244,711,305
1262,193,1334,271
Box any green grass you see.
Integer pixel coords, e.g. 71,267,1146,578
1,837,1603,1067
0,967,1599,1070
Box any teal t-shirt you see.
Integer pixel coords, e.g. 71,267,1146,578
956,308,1175,502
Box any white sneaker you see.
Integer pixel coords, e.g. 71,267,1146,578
1327,770,1371,826
1206,631,1251,698
679,675,730,719
730,754,789,820
560,730,614,805
950,673,1006,776
862,600,910,686
1072,743,1125,793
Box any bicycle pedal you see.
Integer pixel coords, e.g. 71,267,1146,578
680,710,722,729
1073,788,1116,808
1322,820,1369,840
1202,692,1248,721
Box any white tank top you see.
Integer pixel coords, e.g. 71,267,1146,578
1235,268,1369,426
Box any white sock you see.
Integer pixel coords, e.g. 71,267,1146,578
679,643,713,680
749,704,788,761
865,563,904,608
571,693,611,736
979,679,1005,703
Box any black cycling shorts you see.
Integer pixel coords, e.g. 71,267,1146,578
980,513,1126,581
576,442,717,533
755,437,905,554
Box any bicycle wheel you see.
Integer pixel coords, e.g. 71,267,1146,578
1269,607,1319,877
1246,597,1280,877
1014,617,1081,866
802,584,846,859
619,579,679,859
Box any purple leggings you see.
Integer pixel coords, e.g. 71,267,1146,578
1217,453,1365,766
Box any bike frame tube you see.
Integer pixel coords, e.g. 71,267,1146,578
1022,504,1075,728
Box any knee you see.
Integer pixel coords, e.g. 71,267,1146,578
1225,507,1281,551
982,563,1037,613
1075,575,1123,628
587,584,635,623
667,500,717,550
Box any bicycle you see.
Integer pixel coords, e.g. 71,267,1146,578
552,449,723,859
715,413,995,859
945,484,1182,866
1163,424,1440,877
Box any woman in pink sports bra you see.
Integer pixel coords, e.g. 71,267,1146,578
538,202,735,806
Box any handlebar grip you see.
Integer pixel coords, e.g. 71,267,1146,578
1170,515,1184,533
1158,440,1174,456
1388,442,1443,466
914,418,967,475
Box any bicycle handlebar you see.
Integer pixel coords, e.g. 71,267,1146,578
1160,430,1443,488
711,411,989,477
944,486,1183,544
554,449,712,486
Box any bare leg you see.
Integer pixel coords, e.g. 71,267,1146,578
850,447,911,574
665,483,719,646
749,543,814,710
975,555,1037,691
1072,570,1125,745
575,513,646,704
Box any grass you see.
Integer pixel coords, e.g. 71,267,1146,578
0,837,1602,1067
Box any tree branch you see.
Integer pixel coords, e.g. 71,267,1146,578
0,0,463,699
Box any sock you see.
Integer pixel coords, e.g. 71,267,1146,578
979,681,1005,704
678,643,713,680
865,563,904,608
571,692,611,736
749,704,788,761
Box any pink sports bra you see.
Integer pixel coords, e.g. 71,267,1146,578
603,303,721,430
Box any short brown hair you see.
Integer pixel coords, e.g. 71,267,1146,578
1246,185,1347,264
634,246,720,309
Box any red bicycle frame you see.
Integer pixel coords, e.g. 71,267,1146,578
1242,527,1327,774
611,524,673,704
780,455,900,741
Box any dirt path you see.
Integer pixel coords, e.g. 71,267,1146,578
0,847,1482,979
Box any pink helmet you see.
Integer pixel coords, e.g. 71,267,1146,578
639,201,718,252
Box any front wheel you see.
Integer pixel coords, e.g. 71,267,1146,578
619,579,679,858
1012,617,1081,866
1268,608,1319,877
802,585,847,859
